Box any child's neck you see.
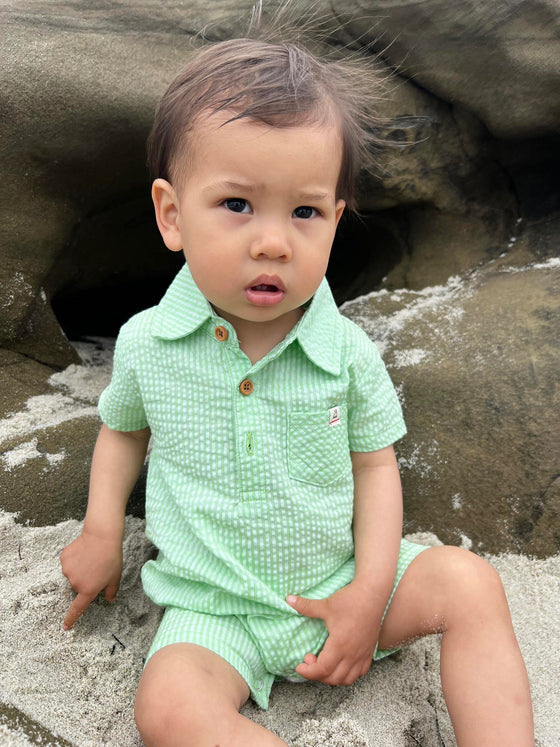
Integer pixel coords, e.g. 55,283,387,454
216,308,304,365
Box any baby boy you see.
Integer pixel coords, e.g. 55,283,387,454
61,36,533,747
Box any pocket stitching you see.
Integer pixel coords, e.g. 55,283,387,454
287,407,351,486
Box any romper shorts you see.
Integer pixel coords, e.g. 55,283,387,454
144,538,428,709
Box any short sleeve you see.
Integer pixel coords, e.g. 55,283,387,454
98,319,149,432
345,322,406,452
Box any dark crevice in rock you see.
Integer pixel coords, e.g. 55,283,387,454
328,209,407,304
49,196,183,339
498,137,560,221
3,349,65,372
52,274,177,339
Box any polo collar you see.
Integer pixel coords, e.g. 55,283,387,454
150,263,343,376
150,263,213,339
293,277,343,376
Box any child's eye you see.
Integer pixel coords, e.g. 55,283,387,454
293,206,317,219
224,198,251,214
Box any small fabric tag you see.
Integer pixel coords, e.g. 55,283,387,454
329,406,341,426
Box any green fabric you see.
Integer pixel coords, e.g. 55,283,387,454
98,262,418,707
145,539,428,709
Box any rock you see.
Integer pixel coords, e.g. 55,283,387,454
342,256,560,557
3,0,557,363
333,0,560,140
330,0,560,293
346,69,518,292
1,0,207,360
0,340,146,526
360,72,516,215
0,1,558,550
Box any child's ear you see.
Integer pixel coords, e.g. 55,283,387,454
152,178,183,253
334,199,346,227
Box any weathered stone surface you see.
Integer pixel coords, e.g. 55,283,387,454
342,257,560,556
0,1,558,554
1,0,201,361
0,342,146,525
351,70,519,289
333,0,560,140
3,0,556,360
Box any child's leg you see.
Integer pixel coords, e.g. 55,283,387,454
135,643,288,746
378,546,533,747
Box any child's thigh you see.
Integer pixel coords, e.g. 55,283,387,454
139,606,276,708
378,545,503,650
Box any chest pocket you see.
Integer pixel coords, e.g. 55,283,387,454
287,406,352,486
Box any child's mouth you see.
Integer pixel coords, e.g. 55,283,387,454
245,276,286,306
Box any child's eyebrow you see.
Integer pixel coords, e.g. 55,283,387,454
202,180,259,195
297,191,331,203
203,180,331,203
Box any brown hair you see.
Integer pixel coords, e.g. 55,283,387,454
147,36,384,211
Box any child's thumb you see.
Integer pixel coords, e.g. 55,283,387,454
286,594,326,620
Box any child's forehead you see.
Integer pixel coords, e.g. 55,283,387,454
190,109,342,154
170,110,344,193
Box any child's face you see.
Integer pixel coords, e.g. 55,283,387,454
153,113,345,339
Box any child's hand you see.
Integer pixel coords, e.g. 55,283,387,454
286,583,386,686
60,531,123,630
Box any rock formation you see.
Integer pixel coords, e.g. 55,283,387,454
1,1,559,558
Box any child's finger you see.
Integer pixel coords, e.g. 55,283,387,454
295,640,340,682
297,654,355,686
63,592,94,630
104,578,120,603
286,594,328,620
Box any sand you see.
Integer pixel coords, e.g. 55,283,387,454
1,511,558,746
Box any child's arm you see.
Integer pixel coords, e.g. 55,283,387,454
60,423,151,630
287,445,402,685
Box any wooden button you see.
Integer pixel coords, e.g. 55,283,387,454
239,379,254,396
214,325,228,341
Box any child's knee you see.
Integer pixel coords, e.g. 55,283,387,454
134,655,208,744
434,546,508,617
134,669,187,745
135,678,212,747
134,644,249,746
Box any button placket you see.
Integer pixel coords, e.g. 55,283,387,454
235,371,266,495
214,334,262,490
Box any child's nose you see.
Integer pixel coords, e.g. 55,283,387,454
249,225,292,261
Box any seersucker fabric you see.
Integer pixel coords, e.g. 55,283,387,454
98,262,427,707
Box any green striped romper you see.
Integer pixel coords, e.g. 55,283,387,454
98,263,427,708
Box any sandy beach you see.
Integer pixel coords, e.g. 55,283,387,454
1,509,558,746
